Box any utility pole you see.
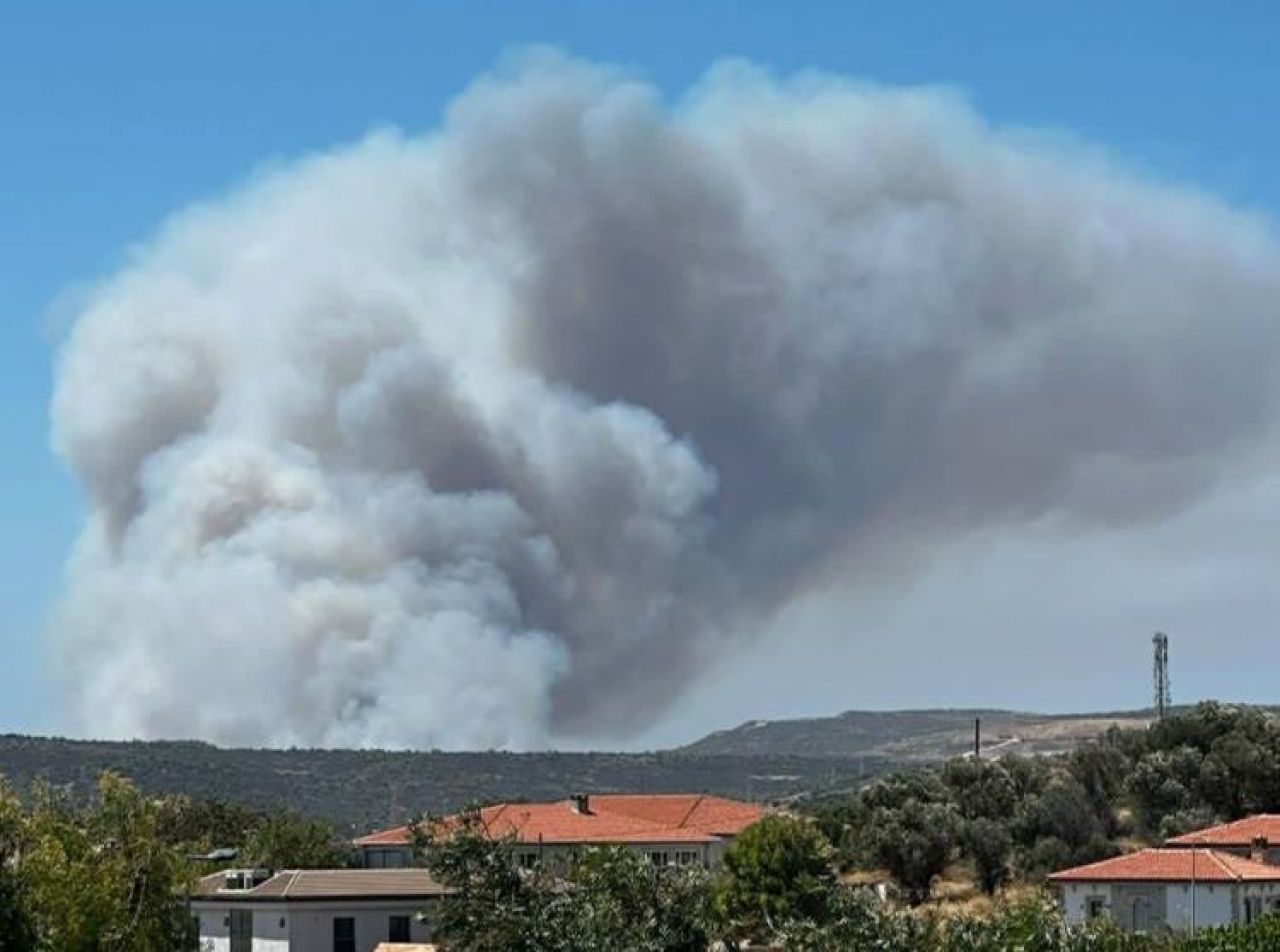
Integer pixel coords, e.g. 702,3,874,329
1190,847,1197,934
973,718,981,759
1153,633,1171,720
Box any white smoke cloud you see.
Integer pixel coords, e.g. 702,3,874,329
51,51,1280,748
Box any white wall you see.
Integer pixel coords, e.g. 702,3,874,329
1068,880,1280,933
196,899,437,952
1164,882,1234,931
288,900,437,952
194,904,289,952
1061,883,1111,925
195,908,227,952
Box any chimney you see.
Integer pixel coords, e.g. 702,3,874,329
570,794,591,815
1251,836,1268,863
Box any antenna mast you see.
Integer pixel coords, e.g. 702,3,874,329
1153,632,1171,719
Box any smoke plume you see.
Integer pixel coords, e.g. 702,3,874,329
51,53,1280,748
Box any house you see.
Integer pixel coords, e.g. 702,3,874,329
354,793,766,870
1049,848,1280,932
190,867,448,952
1165,815,1280,864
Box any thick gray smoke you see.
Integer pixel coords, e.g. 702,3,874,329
51,53,1280,748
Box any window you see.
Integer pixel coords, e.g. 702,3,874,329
1245,896,1264,924
1131,897,1153,933
333,916,356,952
1086,896,1106,920
230,909,253,952
517,851,540,869
648,851,671,867
389,915,412,942
366,848,408,868
675,851,700,867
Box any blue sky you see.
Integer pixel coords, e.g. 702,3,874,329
3,1,1278,740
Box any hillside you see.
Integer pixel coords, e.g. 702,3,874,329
678,707,1165,760
7,705,1266,836
0,735,881,834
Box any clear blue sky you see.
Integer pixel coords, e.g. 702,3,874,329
2,1,1277,737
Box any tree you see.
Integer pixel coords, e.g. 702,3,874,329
943,760,1017,822
414,810,553,952
415,811,713,952
964,818,1012,895
242,811,350,869
1065,743,1128,837
1014,774,1104,852
156,796,260,855
0,780,36,951
23,773,198,951
867,800,957,905
777,888,937,952
716,814,836,940
551,848,713,952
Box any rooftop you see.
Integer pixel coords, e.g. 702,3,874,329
191,868,449,902
355,793,766,848
1049,848,1280,884
1166,815,1280,848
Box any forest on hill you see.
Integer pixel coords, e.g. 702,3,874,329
0,735,879,833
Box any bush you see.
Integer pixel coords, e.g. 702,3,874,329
716,814,836,940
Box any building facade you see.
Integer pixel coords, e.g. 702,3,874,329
1051,848,1280,933
191,868,447,952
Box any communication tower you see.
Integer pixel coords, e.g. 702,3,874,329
1153,632,1171,719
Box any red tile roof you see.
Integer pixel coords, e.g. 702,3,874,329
1049,848,1280,884
1166,815,1280,848
355,794,765,848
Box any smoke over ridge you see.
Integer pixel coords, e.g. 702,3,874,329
52,53,1280,748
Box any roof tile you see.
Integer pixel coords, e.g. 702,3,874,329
354,794,765,848
1049,848,1280,883
1167,815,1280,848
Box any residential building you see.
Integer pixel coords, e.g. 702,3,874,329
354,793,766,870
1165,815,1280,864
1049,848,1280,932
191,867,448,952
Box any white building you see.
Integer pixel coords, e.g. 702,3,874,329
190,868,448,952
1050,847,1280,933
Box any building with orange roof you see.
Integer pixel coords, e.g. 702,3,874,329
354,793,767,870
1165,814,1280,864
1049,847,1280,932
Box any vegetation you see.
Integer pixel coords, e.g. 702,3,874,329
1,774,196,951
781,892,1280,951
0,772,355,950
414,809,714,951
678,707,1166,760
417,808,1280,951
0,735,875,831
808,702,1280,902
715,814,835,939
